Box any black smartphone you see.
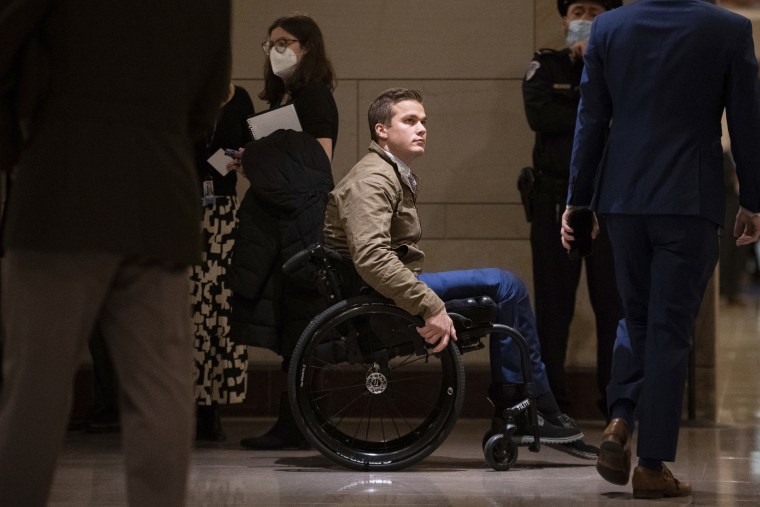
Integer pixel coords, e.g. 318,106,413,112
567,208,594,260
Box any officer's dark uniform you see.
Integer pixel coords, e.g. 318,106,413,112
522,46,622,417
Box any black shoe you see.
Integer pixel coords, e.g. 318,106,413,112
543,413,597,458
196,404,226,442
511,412,583,445
240,392,311,450
548,439,599,459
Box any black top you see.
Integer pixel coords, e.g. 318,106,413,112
274,82,339,155
196,85,255,196
522,48,583,183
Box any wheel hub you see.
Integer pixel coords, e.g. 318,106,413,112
366,364,388,394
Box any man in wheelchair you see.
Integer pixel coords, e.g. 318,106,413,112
323,87,597,459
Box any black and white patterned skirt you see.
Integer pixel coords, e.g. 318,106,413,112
189,196,248,405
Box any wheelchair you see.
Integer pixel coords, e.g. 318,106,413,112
283,243,542,472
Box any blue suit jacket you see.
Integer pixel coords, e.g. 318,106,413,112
568,0,760,226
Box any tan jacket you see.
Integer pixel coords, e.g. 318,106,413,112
324,142,444,319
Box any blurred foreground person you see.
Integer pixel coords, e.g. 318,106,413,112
0,1,231,505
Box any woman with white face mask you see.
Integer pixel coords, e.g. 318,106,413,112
258,14,338,161
231,14,338,451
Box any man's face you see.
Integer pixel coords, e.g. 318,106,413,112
375,100,427,166
563,1,607,28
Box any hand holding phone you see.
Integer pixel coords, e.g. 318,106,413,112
223,148,242,160
567,208,594,260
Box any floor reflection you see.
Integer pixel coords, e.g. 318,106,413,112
49,284,760,505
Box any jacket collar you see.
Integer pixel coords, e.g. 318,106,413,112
368,140,395,165
367,141,420,196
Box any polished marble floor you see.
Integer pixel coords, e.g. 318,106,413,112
50,292,760,506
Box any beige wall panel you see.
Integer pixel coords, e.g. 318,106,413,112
418,239,533,289
444,204,530,239
329,82,360,183
535,0,566,51
358,80,533,204
417,204,447,239
418,204,529,241
232,1,533,80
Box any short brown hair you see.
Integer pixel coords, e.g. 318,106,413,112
367,88,423,142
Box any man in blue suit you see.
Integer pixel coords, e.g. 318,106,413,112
562,0,760,499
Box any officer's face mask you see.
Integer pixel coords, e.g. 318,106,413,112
566,19,593,47
270,47,299,79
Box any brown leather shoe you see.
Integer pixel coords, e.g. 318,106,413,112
596,418,631,485
632,464,692,499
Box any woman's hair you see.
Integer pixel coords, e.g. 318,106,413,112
259,14,336,104
367,88,423,142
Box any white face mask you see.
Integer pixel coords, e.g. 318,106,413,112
566,19,593,47
270,47,298,79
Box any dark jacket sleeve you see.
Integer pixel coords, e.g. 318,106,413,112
567,24,613,207
226,190,279,301
522,51,580,135
726,19,760,213
0,0,47,172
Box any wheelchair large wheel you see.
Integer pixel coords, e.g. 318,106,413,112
288,296,465,471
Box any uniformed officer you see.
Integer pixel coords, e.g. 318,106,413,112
522,0,623,421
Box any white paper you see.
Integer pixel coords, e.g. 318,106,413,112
207,148,231,176
246,104,302,140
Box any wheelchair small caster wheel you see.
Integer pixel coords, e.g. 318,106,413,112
481,431,494,451
484,434,518,471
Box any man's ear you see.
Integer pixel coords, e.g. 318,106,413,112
375,123,387,141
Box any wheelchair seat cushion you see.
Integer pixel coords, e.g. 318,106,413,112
445,296,497,326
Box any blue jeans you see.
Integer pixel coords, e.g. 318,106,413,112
418,268,551,396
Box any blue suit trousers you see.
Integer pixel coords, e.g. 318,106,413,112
605,214,718,461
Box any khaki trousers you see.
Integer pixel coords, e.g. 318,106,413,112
0,250,194,507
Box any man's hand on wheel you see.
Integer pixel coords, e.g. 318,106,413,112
417,308,457,353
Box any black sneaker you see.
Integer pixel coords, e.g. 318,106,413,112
548,439,599,459
554,413,577,427
544,413,598,459
511,412,583,445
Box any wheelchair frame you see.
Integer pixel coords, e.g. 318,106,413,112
283,243,542,471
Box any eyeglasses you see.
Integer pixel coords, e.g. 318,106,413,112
262,38,300,55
